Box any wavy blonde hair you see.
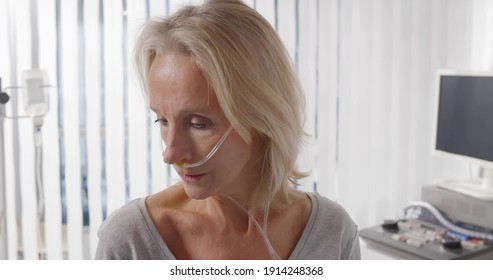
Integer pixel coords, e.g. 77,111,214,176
135,0,307,209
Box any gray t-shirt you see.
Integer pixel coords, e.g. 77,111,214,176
95,192,361,260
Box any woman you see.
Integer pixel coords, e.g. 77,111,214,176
95,0,360,260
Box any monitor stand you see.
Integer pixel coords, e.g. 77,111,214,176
437,167,493,201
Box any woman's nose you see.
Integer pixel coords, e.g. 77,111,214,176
161,128,192,165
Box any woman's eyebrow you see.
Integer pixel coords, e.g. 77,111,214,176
149,106,158,114
148,105,216,119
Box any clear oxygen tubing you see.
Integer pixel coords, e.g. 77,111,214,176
33,117,46,258
226,196,281,260
404,201,493,241
160,126,233,169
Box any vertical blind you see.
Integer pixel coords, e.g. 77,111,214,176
336,0,493,228
0,0,330,260
0,0,492,260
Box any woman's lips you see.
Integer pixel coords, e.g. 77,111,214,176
179,173,206,182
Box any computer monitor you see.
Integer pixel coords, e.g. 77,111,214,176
433,70,493,201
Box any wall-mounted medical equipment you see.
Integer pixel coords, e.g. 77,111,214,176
0,69,52,259
22,69,50,120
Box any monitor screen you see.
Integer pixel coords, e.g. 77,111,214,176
435,72,493,165
434,71,493,200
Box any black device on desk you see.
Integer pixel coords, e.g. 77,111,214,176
360,201,493,259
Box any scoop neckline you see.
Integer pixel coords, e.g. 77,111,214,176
138,192,319,260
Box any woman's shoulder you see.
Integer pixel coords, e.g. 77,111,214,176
98,198,144,234
95,193,175,259
307,192,356,226
98,184,186,236
300,192,361,259
95,198,158,259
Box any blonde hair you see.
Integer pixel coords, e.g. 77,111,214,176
135,0,307,209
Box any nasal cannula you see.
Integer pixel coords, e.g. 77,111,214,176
160,126,233,168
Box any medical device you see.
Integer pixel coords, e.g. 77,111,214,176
0,70,51,259
359,201,493,259
227,196,281,260
359,70,493,259
21,69,50,186
21,69,51,222
161,126,233,168
432,70,493,200
22,69,50,118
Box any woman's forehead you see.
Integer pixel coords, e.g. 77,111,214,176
148,51,222,117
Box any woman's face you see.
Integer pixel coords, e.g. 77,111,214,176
148,49,260,200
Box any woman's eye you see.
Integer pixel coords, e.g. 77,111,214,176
154,118,168,127
190,116,211,129
191,122,207,129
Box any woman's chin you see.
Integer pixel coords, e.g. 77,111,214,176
182,183,212,201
